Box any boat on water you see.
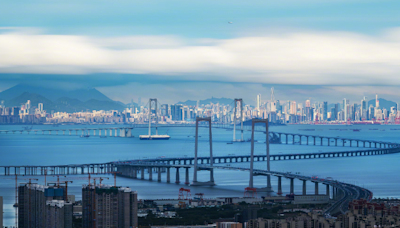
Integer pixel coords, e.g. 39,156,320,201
139,135,170,140
246,138,258,142
80,128,90,138
353,129,361,132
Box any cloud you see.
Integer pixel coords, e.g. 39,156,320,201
1,27,400,85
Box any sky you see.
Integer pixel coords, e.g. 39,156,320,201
1,0,400,104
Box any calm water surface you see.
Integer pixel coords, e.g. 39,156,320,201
0,124,399,226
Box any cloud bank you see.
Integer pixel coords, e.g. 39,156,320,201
1,28,400,85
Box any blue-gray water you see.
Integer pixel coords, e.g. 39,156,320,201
1,124,400,226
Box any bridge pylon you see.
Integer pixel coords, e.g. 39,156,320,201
248,118,273,193
233,99,244,142
191,117,215,186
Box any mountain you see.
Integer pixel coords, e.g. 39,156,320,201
3,93,125,112
0,84,112,102
368,98,397,111
7,92,55,109
177,97,234,106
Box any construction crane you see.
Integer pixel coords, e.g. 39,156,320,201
59,181,73,202
178,188,191,200
44,168,54,186
52,175,67,187
244,187,257,197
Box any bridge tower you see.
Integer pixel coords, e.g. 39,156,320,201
191,117,215,186
148,98,158,136
233,99,244,142
249,118,273,193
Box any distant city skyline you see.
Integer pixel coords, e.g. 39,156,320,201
1,1,400,104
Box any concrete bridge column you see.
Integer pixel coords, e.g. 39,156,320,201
286,134,288,144
115,129,118,137
93,130,96,136
133,168,137,179
350,140,352,147
342,140,345,147
157,168,161,182
63,130,65,135
185,168,190,185
276,176,282,195
99,130,101,136
320,137,323,146
327,138,330,146
299,136,302,145
357,141,359,147
141,168,145,180
306,136,309,145
326,184,330,198
175,167,180,184
167,168,171,183
290,178,294,194
148,168,153,180
292,135,295,144
110,129,112,136
302,180,306,195
313,137,316,145
332,186,336,199
315,182,319,195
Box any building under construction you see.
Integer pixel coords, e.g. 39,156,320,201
18,183,73,228
82,185,138,228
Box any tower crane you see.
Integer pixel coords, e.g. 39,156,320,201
44,168,54,186
51,175,67,187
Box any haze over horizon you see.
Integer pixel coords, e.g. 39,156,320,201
1,0,400,103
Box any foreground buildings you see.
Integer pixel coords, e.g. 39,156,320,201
82,185,138,228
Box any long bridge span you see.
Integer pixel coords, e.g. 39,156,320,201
0,124,397,149
1,119,396,215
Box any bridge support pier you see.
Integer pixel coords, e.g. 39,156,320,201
141,168,145,180
149,168,153,180
302,180,306,195
306,136,309,145
157,168,161,182
290,178,294,194
277,176,282,195
185,168,190,185
167,168,170,183
175,167,180,184
326,184,330,198
315,182,319,195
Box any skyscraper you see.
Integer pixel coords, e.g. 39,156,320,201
38,103,44,113
256,94,261,111
305,100,311,108
322,101,328,120
343,99,349,121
